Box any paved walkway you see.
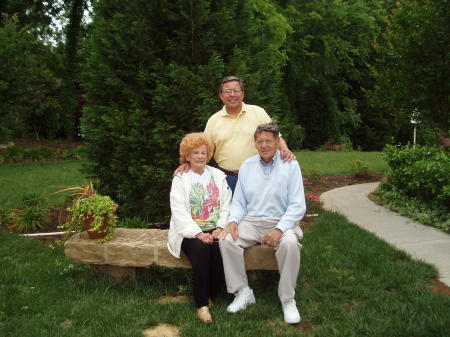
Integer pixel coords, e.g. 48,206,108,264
320,182,450,287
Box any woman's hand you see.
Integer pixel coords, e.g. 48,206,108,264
211,228,223,240
195,232,214,244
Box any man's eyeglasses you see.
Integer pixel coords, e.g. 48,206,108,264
222,89,242,95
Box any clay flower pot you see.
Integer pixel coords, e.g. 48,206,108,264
84,215,109,239
83,204,118,240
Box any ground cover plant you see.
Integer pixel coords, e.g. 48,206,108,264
1,212,449,337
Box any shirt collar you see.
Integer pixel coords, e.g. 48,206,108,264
219,102,248,117
259,150,279,167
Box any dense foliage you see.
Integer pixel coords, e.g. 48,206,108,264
2,0,448,220
0,18,61,143
378,145,450,231
370,0,450,140
80,0,293,219
280,0,382,148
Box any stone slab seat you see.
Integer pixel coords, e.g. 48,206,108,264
64,228,278,281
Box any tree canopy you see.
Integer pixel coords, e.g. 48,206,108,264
1,0,448,219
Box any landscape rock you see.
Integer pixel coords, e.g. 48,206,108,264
65,228,278,271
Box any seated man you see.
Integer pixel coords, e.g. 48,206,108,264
219,121,306,324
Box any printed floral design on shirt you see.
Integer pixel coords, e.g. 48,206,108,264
190,176,220,231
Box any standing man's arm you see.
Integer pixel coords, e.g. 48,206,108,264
173,162,191,176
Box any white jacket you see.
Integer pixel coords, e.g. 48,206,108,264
167,166,232,258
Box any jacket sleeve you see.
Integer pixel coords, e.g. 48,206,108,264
216,176,232,228
170,176,202,238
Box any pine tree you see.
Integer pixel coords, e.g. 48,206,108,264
81,0,290,220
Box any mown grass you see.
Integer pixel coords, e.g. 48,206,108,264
0,152,387,210
295,151,388,176
1,212,448,337
0,161,87,208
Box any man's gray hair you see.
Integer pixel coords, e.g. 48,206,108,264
219,76,244,92
254,121,280,140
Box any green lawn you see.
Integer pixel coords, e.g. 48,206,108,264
1,212,448,337
295,151,388,176
0,152,387,210
1,156,448,336
0,161,87,208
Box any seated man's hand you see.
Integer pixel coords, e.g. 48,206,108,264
222,222,239,241
280,148,296,162
211,227,223,240
195,232,213,244
173,163,191,176
261,229,283,247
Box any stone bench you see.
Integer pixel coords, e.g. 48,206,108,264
64,228,278,281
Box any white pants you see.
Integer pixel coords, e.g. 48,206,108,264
219,216,302,303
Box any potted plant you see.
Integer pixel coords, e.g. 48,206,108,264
57,182,118,242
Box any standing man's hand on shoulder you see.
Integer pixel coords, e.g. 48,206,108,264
280,148,296,162
173,163,191,176
278,137,296,162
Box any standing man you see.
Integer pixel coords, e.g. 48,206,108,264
175,76,295,192
219,122,306,324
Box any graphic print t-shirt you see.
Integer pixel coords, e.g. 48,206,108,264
189,169,220,231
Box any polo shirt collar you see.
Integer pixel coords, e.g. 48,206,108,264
219,102,248,117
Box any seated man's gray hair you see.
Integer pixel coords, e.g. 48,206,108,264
254,121,280,140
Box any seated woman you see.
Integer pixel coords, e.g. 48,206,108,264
167,132,232,323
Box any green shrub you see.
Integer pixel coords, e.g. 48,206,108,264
62,148,79,160
20,193,45,208
336,135,354,152
24,146,54,161
350,160,371,179
383,145,450,205
0,207,13,228
4,145,24,162
279,122,304,150
12,206,49,233
380,145,449,230
118,217,151,229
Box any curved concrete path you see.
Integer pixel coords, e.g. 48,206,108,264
320,182,450,287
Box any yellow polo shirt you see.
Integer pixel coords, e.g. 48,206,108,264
204,103,271,171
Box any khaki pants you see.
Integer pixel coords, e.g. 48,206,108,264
219,216,302,303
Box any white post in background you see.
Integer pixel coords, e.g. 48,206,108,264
411,116,418,148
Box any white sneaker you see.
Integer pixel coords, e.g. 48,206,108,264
227,287,256,313
282,299,301,324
